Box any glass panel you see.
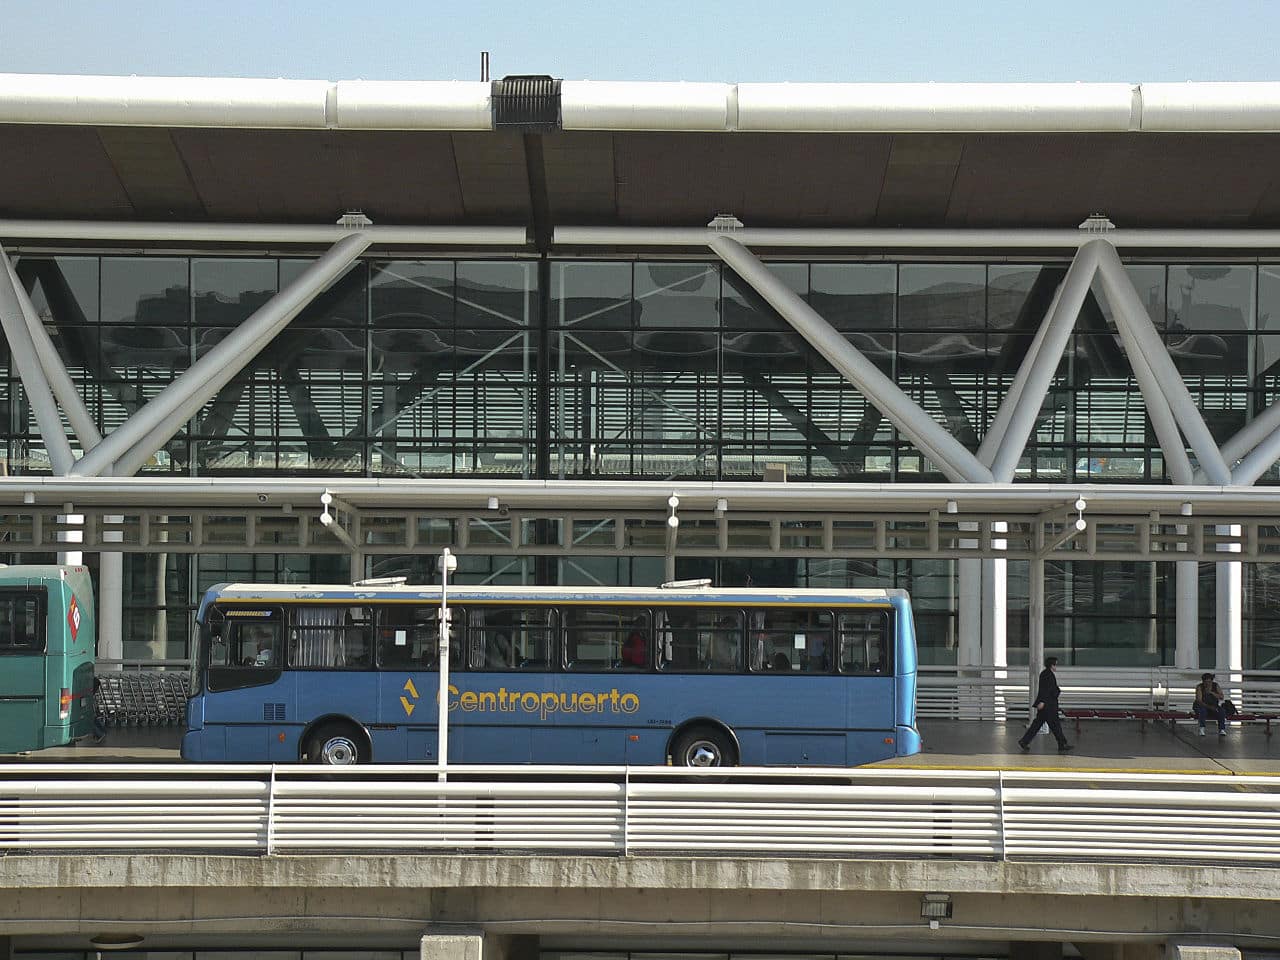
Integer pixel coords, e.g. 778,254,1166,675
101,257,188,325
838,609,889,673
552,261,632,329
809,263,895,331
456,261,533,328
988,264,1068,330
1168,265,1255,331
635,262,719,329
376,606,443,669
193,259,278,328
657,607,742,672
465,606,554,670
370,260,454,328
722,262,806,330
564,606,649,671
288,606,372,669
745,607,833,673
0,591,43,652
280,260,367,328
898,264,984,330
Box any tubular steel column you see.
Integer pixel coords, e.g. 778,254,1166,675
0,252,74,474
709,234,992,484
988,241,1103,482
2,249,125,659
71,232,373,478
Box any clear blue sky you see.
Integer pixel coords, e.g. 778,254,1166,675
4,0,1277,83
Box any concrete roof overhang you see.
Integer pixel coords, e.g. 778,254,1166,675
2,75,1280,233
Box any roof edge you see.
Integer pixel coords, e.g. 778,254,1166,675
2,75,1280,132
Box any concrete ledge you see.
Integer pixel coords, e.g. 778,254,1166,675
0,855,1273,901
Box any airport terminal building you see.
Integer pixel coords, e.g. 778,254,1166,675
3,74,1280,681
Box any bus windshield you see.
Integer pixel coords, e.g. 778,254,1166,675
182,583,919,768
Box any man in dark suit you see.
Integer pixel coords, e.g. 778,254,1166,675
1018,656,1073,752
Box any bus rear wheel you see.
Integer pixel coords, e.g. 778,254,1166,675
671,726,737,767
305,723,365,765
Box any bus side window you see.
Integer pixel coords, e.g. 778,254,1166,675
378,606,456,670
229,619,281,669
839,610,891,674
0,591,44,653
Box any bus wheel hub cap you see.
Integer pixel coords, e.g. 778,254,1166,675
690,745,718,766
322,737,358,764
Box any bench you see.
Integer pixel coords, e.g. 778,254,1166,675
1062,707,1278,736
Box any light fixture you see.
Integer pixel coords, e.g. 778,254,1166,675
714,498,728,518
22,491,35,505
920,893,952,920
487,496,500,511
89,933,145,950
945,499,958,514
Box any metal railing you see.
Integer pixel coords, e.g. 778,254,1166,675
918,665,1280,720
3,765,1279,863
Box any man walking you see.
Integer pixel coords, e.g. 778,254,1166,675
1018,656,1073,752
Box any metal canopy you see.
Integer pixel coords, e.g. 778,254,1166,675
1,477,1279,562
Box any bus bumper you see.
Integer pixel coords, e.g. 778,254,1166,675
895,724,922,757
180,729,205,761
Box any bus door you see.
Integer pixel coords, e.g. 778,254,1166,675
375,604,449,761
748,607,846,765
458,606,554,763
203,607,286,760
557,606,651,763
839,608,898,762
0,584,48,753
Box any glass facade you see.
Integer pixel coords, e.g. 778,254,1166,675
4,253,1279,666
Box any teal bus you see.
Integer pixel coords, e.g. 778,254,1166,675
0,565,96,754
183,582,920,767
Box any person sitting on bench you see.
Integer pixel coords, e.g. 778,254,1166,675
1194,672,1233,737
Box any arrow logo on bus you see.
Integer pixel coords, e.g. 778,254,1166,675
400,678,419,717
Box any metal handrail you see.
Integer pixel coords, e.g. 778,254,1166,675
2,765,1279,863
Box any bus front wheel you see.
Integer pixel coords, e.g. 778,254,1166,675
671,726,737,767
305,723,366,765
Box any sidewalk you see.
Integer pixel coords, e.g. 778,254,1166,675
885,716,1280,773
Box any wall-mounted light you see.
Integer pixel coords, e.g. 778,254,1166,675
89,933,145,951
22,491,35,505
945,499,958,514
920,892,952,920
667,493,680,529
714,498,728,518
487,496,500,511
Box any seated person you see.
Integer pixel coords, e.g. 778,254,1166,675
621,626,647,667
771,651,791,671
1194,672,1234,736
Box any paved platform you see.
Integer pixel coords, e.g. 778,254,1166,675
6,718,1280,773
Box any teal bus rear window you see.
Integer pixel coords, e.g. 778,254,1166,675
0,590,45,653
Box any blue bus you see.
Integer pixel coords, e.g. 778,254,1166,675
0,564,96,755
182,582,920,767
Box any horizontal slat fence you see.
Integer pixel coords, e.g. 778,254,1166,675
3,765,1280,864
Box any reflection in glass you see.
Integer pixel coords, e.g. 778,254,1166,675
1168,265,1255,331
809,263,894,330
898,264,984,330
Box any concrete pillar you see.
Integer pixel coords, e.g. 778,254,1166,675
1011,942,1062,960
421,930,537,960
1175,560,1199,669
1215,527,1242,678
99,551,124,667
959,556,981,666
1168,945,1240,960
1077,944,1163,960
422,930,484,960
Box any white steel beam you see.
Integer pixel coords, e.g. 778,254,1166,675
987,243,1101,481
0,220,526,246
556,226,1280,249
0,246,74,473
1094,243,1232,485
709,234,992,484
72,232,373,478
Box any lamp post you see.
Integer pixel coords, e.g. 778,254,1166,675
437,547,457,783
